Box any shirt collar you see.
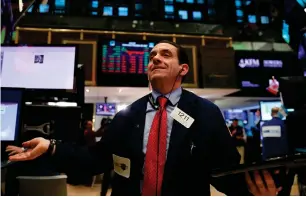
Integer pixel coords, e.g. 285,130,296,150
151,87,182,106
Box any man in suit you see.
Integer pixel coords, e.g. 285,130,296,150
261,107,288,161
9,40,281,196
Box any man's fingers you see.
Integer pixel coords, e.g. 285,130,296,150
8,151,17,156
277,187,282,193
9,148,39,161
263,170,276,190
9,152,30,161
245,172,259,195
6,145,16,151
247,170,280,196
254,171,267,193
22,140,34,148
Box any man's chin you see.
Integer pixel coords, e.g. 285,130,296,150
150,73,166,81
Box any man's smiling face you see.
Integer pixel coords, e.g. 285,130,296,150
147,43,182,83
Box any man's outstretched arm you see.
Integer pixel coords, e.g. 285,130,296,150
9,113,123,176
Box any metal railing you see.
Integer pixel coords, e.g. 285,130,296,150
15,26,232,47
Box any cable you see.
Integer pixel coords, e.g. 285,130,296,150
148,67,183,109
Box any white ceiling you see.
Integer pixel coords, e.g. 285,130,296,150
85,86,279,110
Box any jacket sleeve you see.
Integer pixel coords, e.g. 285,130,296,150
50,113,124,176
208,105,252,196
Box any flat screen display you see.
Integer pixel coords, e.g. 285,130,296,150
259,101,282,121
0,46,76,89
235,51,299,97
0,88,23,142
101,40,155,74
1,103,18,141
223,110,248,124
96,103,116,116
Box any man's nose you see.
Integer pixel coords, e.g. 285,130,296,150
152,56,162,65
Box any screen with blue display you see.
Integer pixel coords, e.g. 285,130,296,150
26,0,66,13
90,0,130,17
260,101,282,121
101,40,155,74
224,110,248,122
96,103,116,116
164,0,211,21
1,88,23,141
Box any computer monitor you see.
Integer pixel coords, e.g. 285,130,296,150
259,100,282,121
95,103,116,116
223,110,248,125
1,88,24,142
0,45,76,90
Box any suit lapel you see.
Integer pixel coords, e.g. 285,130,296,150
164,90,195,174
129,95,148,158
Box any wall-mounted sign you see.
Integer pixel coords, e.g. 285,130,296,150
238,58,260,68
263,60,283,68
235,51,299,97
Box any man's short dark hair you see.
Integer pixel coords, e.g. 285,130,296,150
156,40,189,65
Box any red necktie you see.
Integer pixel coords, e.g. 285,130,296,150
142,97,168,196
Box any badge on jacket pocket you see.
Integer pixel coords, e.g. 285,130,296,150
112,154,131,178
170,107,195,128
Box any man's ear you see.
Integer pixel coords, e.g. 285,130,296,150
179,63,189,77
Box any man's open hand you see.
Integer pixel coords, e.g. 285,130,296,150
9,137,50,161
246,170,282,196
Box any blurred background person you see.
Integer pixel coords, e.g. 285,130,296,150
83,120,96,147
261,107,288,160
247,109,262,164
229,118,247,164
95,118,109,138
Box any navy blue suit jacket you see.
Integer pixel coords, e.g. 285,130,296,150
52,89,250,195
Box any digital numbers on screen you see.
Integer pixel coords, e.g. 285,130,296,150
101,41,155,74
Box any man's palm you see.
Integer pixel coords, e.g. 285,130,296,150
9,137,50,161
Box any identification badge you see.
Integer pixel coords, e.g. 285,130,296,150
170,107,195,128
112,154,131,178
262,126,281,138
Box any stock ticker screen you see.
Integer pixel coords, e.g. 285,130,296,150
101,40,155,74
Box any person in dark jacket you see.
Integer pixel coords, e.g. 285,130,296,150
9,40,282,196
261,107,288,160
84,121,96,147
229,118,247,164
95,118,111,138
